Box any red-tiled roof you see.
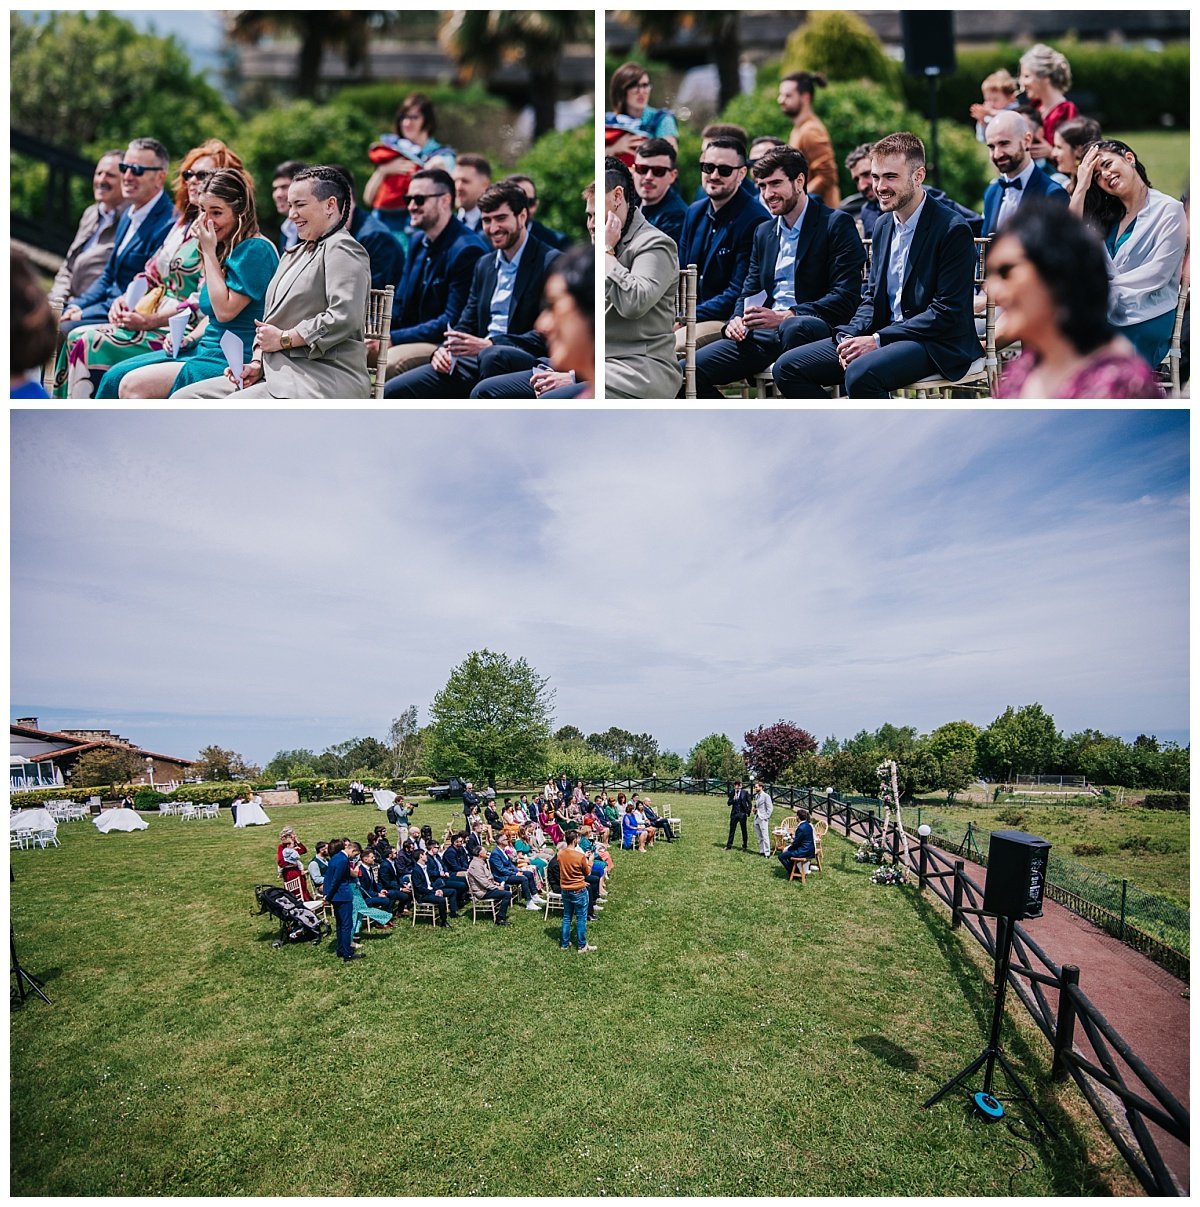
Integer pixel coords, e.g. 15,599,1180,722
13,723,195,767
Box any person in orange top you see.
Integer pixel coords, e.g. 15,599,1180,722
557,831,596,953
778,72,841,207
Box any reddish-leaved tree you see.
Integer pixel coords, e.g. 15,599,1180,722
742,721,817,782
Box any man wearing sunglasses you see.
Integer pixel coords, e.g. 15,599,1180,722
380,167,488,383
59,138,176,334
675,137,769,357
632,139,687,249
692,145,864,398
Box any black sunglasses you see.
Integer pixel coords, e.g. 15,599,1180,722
182,169,213,182
119,162,166,177
699,162,741,178
632,163,672,178
407,191,449,207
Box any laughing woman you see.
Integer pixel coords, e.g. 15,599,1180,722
1069,139,1187,369
100,169,279,397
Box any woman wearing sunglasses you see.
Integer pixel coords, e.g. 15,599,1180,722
53,139,244,398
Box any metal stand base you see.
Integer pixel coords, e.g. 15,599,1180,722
11,928,51,1006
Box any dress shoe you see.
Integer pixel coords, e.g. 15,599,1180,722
342,953,365,962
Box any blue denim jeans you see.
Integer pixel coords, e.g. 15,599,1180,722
561,887,589,949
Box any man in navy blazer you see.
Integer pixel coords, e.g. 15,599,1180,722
981,110,1068,236
676,136,770,355
59,137,177,334
321,839,361,961
774,132,980,398
383,168,487,380
386,181,559,397
693,146,865,398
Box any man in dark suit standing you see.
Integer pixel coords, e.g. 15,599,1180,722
321,839,362,962
675,136,769,356
694,146,865,397
981,110,1068,236
385,181,559,397
726,780,751,851
58,138,176,335
774,132,980,398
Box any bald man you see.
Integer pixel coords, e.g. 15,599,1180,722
981,109,1067,236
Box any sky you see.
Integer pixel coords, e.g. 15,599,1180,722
9,409,1189,766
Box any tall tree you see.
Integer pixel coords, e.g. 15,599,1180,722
554,724,585,744
976,703,1061,781
263,749,317,779
439,11,592,141
389,707,423,782
686,733,744,782
424,649,554,788
195,745,259,781
926,720,980,765
68,746,146,789
742,720,817,782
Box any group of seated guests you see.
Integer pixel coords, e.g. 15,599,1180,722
604,46,1186,400
30,92,594,399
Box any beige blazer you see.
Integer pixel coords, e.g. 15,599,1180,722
259,228,372,399
49,202,128,307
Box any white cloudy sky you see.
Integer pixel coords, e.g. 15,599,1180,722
10,409,1189,764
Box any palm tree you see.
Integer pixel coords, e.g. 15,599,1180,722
439,11,594,141
618,12,743,112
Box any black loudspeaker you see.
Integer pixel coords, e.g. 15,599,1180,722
901,12,956,77
982,830,1051,919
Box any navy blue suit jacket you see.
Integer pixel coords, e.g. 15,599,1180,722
390,216,487,344
351,207,405,290
641,190,689,250
678,189,770,323
456,232,560,358
734,197,865,329
71,191,177,311
444,845,471,874
982,167,1068,235
841,192,981,381
323,851,353,903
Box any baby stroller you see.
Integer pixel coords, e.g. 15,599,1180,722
254,883,330,948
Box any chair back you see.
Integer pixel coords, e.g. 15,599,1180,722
1159,279,1189,398
364,284,395,400
676,263,698,399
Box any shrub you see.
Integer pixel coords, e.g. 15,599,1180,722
1071,842,1106,856
133,787,163,811
1141,792,1188,811
515,121,595,243
995,808,1025,826
10,787,95,807
781,10,902,94
1118,834,1152,853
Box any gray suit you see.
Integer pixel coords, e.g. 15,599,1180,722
49,203,128,308
175,228,371,399
604,207,682,399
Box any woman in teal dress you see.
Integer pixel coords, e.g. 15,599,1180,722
98,168,279,398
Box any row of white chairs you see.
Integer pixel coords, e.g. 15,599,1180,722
44,799,90,821
158,800,218,819
11,826,59,850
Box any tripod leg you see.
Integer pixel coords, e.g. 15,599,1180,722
993,1048,1058,1138
922,1048,989,1109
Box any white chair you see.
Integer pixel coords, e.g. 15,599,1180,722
542,881,564,919
178,803,196,821
33,825,60,849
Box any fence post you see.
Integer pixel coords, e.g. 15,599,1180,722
845,800,851,835
1052,965,1081,1082
918,834,928,890
951,861,964,928
890,820,900,865
825,794,832,828
867,811,876,841
1119,880,1128,941
965,820,975,860
916,806,922,829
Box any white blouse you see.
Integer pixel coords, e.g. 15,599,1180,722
1105,188,1187,326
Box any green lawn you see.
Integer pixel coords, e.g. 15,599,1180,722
10,794,1135,1195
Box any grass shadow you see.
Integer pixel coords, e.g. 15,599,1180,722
854,1033,919,1072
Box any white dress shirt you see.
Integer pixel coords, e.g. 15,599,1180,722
116,189,165,255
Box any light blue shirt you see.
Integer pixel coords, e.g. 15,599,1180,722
771,201,809,312
488,234,528,338
885,191,927,324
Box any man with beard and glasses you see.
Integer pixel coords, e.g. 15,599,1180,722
631,138,688,249
692,146,863,398
385,180,559,397
773,132,979,399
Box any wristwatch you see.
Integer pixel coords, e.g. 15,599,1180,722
281,331,292,350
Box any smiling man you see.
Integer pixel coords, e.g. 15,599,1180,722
49,150,129,309
632,138,688,249
981,109,1067,236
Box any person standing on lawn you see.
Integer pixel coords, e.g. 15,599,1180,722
752,781,774,858
726,780,751,851
322,838,363,962
557,830,596,952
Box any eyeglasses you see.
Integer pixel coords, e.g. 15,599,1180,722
632,163,672,178
699,162,741,178
632,80,651,89
182,169,213,182
407,192,449,207
400,112,423,122
119,163,166,177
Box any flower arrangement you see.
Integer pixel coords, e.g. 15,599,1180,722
871,864,908,887
855,839,884,865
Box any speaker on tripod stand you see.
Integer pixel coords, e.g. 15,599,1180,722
923,830,1056,1134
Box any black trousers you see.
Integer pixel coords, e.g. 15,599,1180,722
414,890,449,923
692,316,832,398
726,814,748,849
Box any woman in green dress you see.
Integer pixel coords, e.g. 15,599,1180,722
98,168,279,397
54,140,242,398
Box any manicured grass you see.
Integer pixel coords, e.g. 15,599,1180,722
1106,129,1190,199
10,794,1135,1195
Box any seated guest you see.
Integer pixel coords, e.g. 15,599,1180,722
1051,116,1103,197
540,803,565,845
981,110,1068,237
844,142,981,240
175,166,371,399
632,139,688,249
49,150,128,308
676,136,770,355
694,146,864,398
606,61,678,162
507,175,572,250
778,72,840,206
1071,139,1187,368
773,132,980,398
466,847,514,924
331,164,405,290
488,837,543,909
58,139,245,397
513,826,549,877
991,201,1163,398
59,138,177,335
409,848,452,925
621,802,649,851
749,135,786,167
603,156,680,399
641,798,674,842
11,250,58,398
691,124,764,209
454,153,491,233
1015,104,1068,186
386,181,560,398
427,839,470,912
99,169,279,398
443,832,473,878
271,160,307,251
484,800,504,832
356,848,399,916
778,808,816,875
307,841,330,893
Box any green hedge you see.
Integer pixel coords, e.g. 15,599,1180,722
900,42,1190,134
1141,792,1189,811
11,787,97,807
515,121,595,241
